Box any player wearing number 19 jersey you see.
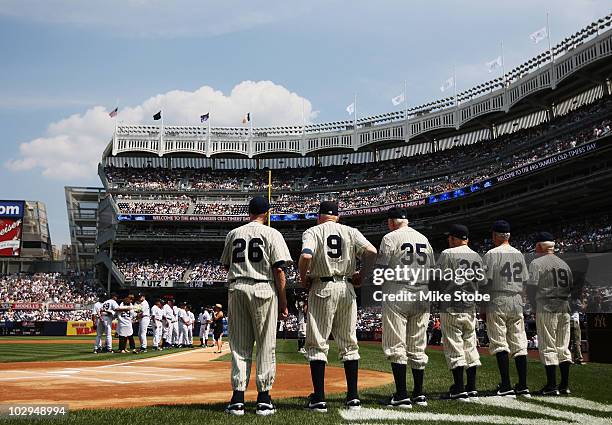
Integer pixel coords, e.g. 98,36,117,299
527,232,573,395
482,220,530,397
220,196,292,416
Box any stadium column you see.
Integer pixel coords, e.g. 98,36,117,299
107,241,113,294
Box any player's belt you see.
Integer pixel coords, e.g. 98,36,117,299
229,278,269,283
319,276,352,283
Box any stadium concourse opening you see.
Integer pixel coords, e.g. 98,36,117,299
0,347,392,410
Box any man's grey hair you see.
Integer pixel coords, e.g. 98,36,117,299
494,232,511,241
391,218,409,226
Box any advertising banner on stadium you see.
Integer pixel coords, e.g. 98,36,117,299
0,200,25,257
66,320,96,336
134,280,175,287
47,303,76,310
11,302,41,310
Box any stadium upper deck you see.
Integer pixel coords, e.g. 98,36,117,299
102,15,612,161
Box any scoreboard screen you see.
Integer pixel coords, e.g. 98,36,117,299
0,200,25,257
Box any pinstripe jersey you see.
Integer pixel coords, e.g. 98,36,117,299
482,243,529,297
527,254,573,313
377,226,434,288
301,221,373,278
221,221,292,281
435,245,485,312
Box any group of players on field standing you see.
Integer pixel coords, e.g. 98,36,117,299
130,194,571,416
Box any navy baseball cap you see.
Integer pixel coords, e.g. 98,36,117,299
492,220,511,233
319,201,339,216
249,196,270,215
446,224,469,240
534,231,555,243
387,207,407,219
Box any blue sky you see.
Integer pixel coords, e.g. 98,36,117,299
0,0,610,246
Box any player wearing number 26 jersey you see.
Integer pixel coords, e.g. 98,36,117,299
527,232,573,395
482,220,530,397
299,201,377,412
220,196,292,417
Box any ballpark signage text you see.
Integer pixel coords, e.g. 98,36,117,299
0,200,25,257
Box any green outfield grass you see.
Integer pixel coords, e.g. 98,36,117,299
0,336,186,362
0,339,610,425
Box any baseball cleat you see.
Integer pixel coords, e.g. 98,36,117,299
447,385,470,402
558,387,571,395
305,394,327,413
412,394,428,407
467,390,479,400
345,398,361,410
514,385,531,397
496,384,516,398
537,386,560,396
224,402,245,416
256,401,276,416
382,394,412,408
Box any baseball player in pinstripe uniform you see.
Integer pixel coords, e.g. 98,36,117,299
435,224,484,402
136,293,150,352
482,220,530,397
220,196,292,416
376,207,433,408
299,201,377,412
172,303,180,347
527,232,574,396
92,296,104,353
150,299,164,350
162,299,174,348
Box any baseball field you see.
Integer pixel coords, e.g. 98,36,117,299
0,337,610,424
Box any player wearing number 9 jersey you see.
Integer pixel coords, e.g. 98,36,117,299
482,220,530,397
376,207,434,408
220,196,292,417
299,201,377,412
527,232,573,395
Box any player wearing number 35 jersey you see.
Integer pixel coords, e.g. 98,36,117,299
299,201,377,413
220,196,292,417
482,220,530,397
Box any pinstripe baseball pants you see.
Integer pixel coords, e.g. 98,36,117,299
382,283,429,369
486,310,528,357
536,312,572,366
228,279,278,392
440,313,481,370
305,279,360,363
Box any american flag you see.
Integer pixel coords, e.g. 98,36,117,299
109,107,118,118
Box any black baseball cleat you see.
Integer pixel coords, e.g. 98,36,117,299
496,384,516,398
537,386,560,396
412,393,428,407
224,402,245,416
256,401,276,416
466,390,479,400
382,394,412,409
345,398,361,411
305,394,328,413
558,387,571,395
514,385,531,398
447,385,470,402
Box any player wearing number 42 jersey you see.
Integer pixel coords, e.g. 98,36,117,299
299,201,377,413
527,232,574,396
482,220,530,398
220,196,292,417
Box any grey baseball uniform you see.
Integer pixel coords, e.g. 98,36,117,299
100,298,119,350
435,245,484,370
527,253,573,365
220,221,292,392
377,226,434,369
482,243,529,357
92,301,103,350
302,221,374,362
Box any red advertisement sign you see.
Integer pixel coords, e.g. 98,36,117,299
0,218,23,257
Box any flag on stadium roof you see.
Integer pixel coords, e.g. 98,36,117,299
530,26,548,44
200,113,209,123
486,56,503,73
109,107,118,118
153,111,162,120
346,102,355,115
440,77,454,92
391,93,405,106
242,112,250,124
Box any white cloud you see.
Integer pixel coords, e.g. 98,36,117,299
0,0,314,38
5,81,315,180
